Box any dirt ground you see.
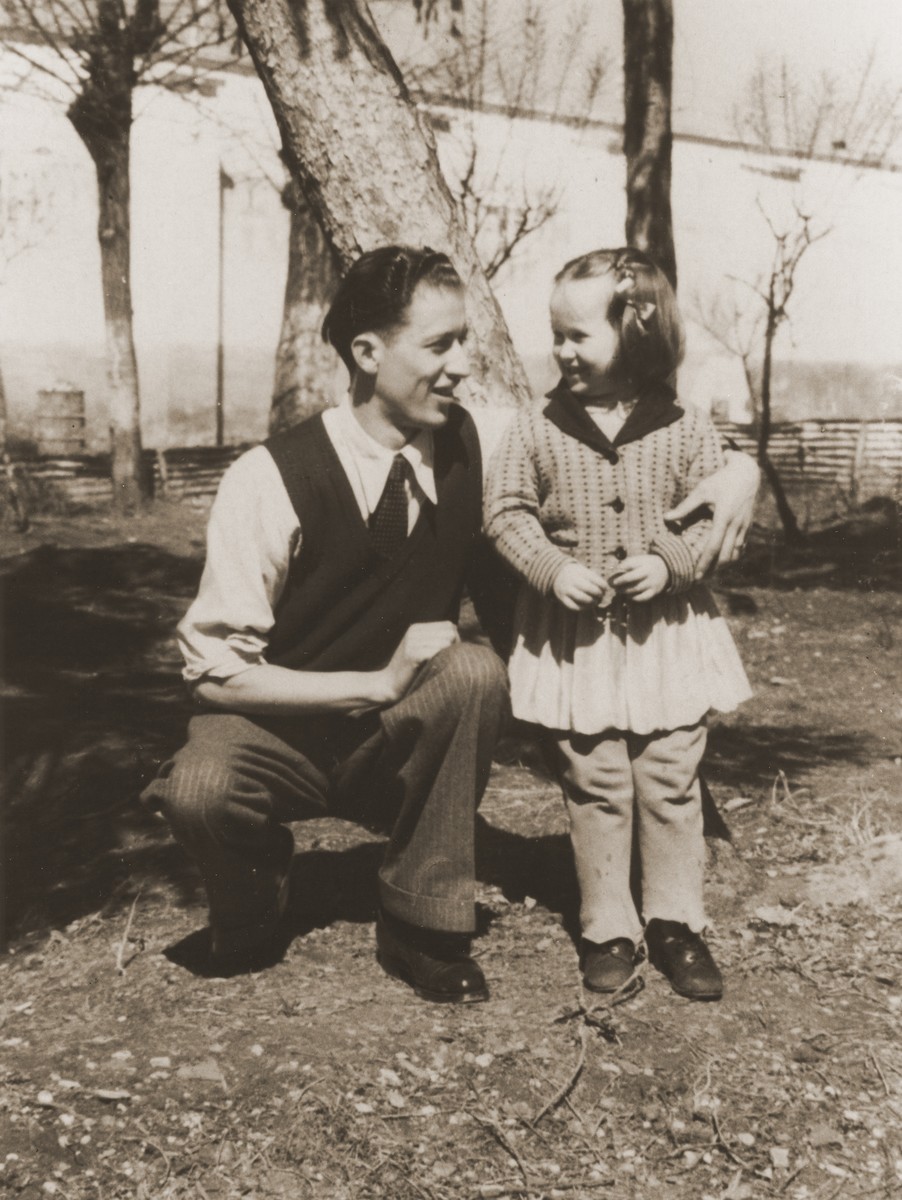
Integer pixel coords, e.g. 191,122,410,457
1,499,901,1200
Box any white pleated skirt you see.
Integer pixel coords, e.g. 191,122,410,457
507,584,752,736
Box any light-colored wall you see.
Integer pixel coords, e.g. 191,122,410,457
453,103,902,422
1,51,900,452
0,68,289,451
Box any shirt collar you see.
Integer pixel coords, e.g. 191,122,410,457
336,398,438,505
544,378,681,458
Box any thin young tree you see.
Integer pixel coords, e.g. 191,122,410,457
698,54,902,540
225,0,533,412
1,0,235,509
698,205,829,543
622,0,675,286
735,52,902,167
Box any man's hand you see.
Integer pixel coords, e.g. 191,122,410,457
610,555,669,603
552,562,612,611
380,621,460,703
665,452,760,574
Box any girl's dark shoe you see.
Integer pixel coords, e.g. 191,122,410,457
646,919,723,1000
376,911,489,1004
581,937,636,993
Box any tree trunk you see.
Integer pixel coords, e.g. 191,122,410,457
760,451,803,543
0,356,7,454
227,0,531,409
0,360,29,531
757,297,803,542
270,181,343,433
95,134,146,509
68,40,148,511
622,0,676,287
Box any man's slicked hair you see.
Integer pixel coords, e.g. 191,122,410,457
322,245,463,373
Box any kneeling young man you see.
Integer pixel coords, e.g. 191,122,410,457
144,246,508,1001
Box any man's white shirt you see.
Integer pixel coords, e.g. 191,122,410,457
178,401,512,685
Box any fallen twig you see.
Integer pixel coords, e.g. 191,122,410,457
115,889,143,974
474,1178,614,1197
131,1121,173,1187
771,768,794,805
772,953,820,987
710,1109,750,1169
470,1109,532,1192
531,1022,588,1126
868,1049,891,1097
559,1090,590,1132
778,1160,808,1193
293,1077,327,1106
362,1153,393,1179
406,1174,438,1200
660,1139,719,1162
469,1083,532,1192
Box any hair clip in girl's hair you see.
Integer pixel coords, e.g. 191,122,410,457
614,274,656,330
629,299,656,324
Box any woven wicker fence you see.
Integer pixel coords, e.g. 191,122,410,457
4,420,902,509
718,420,902,503
3,445,249,508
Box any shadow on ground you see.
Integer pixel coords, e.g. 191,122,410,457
494,716,876,796
0,538,882,944
2,544,201,933
720,497,902,592
1,544,579,941
705,722,874,790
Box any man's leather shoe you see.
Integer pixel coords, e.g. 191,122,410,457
581,937,636,993
646,919,723,1000
207,867,296,978
376,912,489,1004
208,919,295,978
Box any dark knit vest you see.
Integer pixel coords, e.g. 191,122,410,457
263,405,482,673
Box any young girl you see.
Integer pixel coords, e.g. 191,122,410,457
484,248,751,1001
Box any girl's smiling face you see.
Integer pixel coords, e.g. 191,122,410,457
550,275,625,398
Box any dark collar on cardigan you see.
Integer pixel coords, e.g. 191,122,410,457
543,378,683,462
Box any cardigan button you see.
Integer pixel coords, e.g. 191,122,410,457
613,546,627,561
610,496,625,513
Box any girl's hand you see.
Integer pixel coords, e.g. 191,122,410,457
609,555,669,602
552,562,612,611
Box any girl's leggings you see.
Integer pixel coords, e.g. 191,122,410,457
551,723,707,945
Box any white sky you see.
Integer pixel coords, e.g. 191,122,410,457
671,0,902,138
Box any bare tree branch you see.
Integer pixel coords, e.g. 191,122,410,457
735,50,902,166
2,43,81,96
7,0,71,62
403,0,606,279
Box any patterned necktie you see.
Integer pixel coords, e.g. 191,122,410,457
369,454,410,556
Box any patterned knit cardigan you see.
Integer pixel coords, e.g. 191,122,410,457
483,382,726,597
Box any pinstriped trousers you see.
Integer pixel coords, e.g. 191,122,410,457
141,643,509,954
